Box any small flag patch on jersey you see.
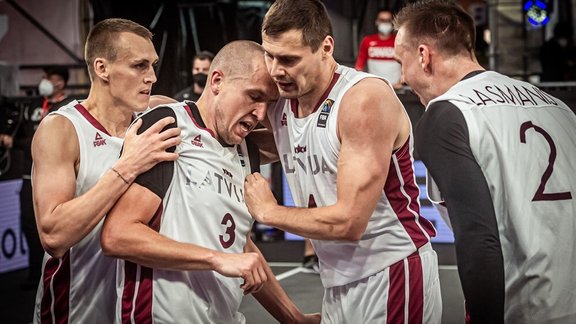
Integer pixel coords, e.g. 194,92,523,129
317,99,334,128
192,134,203,148
93,132,106,147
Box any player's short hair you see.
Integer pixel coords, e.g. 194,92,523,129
84,18,153,80
394,0,475,57
262,0,333,52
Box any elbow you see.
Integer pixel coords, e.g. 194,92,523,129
332,216,366,241
335,210,371,242
40,233,68,259
338,225,364,241
100,226,123,258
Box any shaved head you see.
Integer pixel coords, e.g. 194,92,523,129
209,41,265,79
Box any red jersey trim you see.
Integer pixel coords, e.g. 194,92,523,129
74,104,111,136
41,252,71,324
384,137,436,248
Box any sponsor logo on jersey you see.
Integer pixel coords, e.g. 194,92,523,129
192,134,204,148
93,132,106,147
317,99,333,128
294,145,307,154
223,168,233,178
281,113,288,126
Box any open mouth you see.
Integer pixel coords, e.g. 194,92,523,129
140,89,151,95
277,82,293,91
240,120,253,132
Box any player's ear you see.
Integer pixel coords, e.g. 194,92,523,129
321,35,334,59
210,69,224,95
418,45,431,73
94,57,109,82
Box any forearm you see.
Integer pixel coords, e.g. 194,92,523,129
248,241,303,323
454,230,504,323
260,204,361,241
102,222,218,271
37,168,132,257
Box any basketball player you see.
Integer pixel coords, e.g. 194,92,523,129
393,1,576,322
243,0,442,322
31,19,181,323
101,41,320,323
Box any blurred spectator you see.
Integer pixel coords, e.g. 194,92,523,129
355,7,403,89
540,22,576,81
0,66,73,289
174,50,214,101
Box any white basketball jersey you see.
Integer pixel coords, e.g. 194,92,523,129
269,65,436,288
428,71,576,323
117,103,254,323
34,101,122,324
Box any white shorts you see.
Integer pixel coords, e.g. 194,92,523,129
321,243,442,324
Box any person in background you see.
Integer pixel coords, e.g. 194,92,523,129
355,7,403,89
0,66,73,290
174,50,214,101
394,1,576,322
31,18,180,323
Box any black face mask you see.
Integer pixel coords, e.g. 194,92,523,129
192,73,208,87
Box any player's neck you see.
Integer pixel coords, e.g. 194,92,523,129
82,88,134,137
297,60,338,116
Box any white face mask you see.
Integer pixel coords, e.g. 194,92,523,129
38,79,54,97
378,22,393,35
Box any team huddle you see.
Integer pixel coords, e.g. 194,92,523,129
29,0,576,323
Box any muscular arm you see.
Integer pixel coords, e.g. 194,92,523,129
415,102,504,323
245,79,407,241
32,112,180,258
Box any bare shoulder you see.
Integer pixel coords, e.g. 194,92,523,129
338,77,408,147
340,77,403,118
32,114,79,163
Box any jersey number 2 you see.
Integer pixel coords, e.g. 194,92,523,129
219,213,236,249
520,121,572,201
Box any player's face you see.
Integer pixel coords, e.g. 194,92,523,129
262,29,326,99
106,32,158,112
214,59,278,145
394,28,431,105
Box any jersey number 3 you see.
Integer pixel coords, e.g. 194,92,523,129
520,121,572,201
219,213,236,248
